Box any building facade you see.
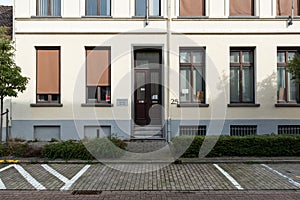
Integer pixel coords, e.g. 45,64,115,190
10,0,300,141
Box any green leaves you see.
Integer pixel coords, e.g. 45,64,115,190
287,53,300,84
0,26,29,99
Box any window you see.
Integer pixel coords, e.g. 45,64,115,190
86,0,110,16
230,48,254,103
230,0,254,16
135,0,161,16
179,48,205,103
277,0,299,16
230,125,257,136
180,125,206,136
277,49,300,103
278,125,300,135
36,47,60,104
37,0,61,16
179,0,205,16
86,47,111,104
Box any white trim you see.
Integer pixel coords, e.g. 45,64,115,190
0,165,14,172
213,164,244,190
261,164,300,188
42,164,91,191
0,178,6,190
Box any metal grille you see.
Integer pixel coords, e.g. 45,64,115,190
278,125,300,135
180,126,206,136
230,125,257,136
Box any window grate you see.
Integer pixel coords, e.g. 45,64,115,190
230,125,257,136
278,125,300,135
180,126,206,136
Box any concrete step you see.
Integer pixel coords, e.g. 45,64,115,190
126,140,169,153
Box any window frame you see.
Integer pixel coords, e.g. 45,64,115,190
85,0,111,16
85,46,111,105
36,0,61,16
179,47,206,104
277,48,300,104
35,46,61,105
230,48,255,104
135,0,161,17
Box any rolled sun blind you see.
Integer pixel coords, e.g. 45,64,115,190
86,49,110,86
230,0,254,16
277,0,298,16
180,0,204,16
37,49,60,94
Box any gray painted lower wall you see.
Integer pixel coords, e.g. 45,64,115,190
8,119,300,141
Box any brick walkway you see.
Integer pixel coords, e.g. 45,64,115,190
1,163,299,191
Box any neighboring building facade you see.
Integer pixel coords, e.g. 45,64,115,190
11,0,300,141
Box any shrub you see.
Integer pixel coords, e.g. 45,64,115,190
41,140,94,160
41,138,127,160
171,135,300,158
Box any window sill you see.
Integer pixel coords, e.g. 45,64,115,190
177,103,209,107
275,103,300,107
81,16,112,18
30,103,63,107
228,103,260,107
228,16,259,19
177,16,208,19
81,103,113,107
31,16,62,18
275,16,300,19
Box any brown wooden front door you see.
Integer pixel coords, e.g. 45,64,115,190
134,49,162,126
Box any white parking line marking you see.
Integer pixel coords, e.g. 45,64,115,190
0,178,6,189
261,164,300,188
0,165,14,172
213,164,244,190
42,164,91,191
14,164,46,190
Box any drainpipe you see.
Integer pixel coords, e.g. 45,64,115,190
288,0,295,26
146,0,149,25
166,0,171,142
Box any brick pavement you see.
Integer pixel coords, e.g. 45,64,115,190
0,163,299,191
0,190,299,200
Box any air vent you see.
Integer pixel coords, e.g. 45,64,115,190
278,125,300,135
180,126,206,136
230,125,257,136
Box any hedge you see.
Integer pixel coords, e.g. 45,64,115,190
171,135,300,157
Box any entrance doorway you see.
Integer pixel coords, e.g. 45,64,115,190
134,48,163,126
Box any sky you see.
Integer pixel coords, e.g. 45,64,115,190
0,0,13,6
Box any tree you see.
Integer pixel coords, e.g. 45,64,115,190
287,53,300,84
0,26,29,142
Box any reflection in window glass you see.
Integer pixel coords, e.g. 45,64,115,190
180,51,191,63
242,52,253,63
230,52,239,63
242,66,254,102
180,68,191,102
230,67,240,102
192,52,203,63
277,52,285,63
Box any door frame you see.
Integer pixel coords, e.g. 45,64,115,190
131,45,165,132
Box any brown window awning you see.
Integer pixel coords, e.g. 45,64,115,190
37,48,60,94
180,0,205,16
86,48,111,86
277,0,298,16
230,0,254,16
